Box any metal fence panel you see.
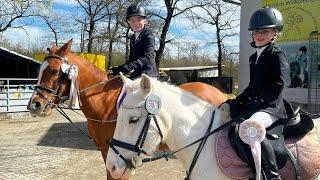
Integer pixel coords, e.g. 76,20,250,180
0,78,37,113
308,31,320,113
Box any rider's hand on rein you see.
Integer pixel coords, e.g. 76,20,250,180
108,66,120,75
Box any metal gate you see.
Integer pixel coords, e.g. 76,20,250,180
308,31,320,113
0,78,37,113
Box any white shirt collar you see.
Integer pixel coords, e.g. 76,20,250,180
134,32,141,41
256,46,267,60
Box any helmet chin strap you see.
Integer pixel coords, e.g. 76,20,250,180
250,41,271,48
250,36,276,49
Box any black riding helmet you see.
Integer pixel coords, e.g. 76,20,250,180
248,7,283,31
126,4,147,20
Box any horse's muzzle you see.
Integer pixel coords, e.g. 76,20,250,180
27,97,53,117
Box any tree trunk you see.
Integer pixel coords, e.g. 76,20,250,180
87,18,95,53
216,19,222,76
54,31,58,46
155,9,173,68
125,28,130,61
107,40,113,69
80,20,85,53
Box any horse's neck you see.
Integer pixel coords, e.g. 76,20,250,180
68,54,122,119
158,86,225,179
69,54,107,90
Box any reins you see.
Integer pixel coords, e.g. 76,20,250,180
56,106,92,139
77,77,116,95
142,113,247,180
142,113,245,164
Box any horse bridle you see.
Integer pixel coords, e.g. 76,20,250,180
107,99,220,180
34,55,71,108
107,105,164,169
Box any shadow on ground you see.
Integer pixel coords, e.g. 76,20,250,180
37,122,97,150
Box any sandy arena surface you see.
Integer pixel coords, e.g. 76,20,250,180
0,110,185,180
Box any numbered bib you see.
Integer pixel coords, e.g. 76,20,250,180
145,94,162,114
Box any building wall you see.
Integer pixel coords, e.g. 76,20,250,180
239,0,260,92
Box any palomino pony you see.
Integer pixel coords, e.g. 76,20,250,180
27,40,227,179
106,74,320,180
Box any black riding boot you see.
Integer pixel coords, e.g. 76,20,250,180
261,139,281,180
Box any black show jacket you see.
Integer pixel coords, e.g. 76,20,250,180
124,28,159,79
229,43,289,120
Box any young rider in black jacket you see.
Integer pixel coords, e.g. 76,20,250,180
110,4,158,79
219,7,289,180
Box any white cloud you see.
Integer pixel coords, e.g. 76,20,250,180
2,26,46,47
2,25,78,50
53,0,78,6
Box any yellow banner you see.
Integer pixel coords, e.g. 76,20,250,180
77,53,106,70
262,0,320,42
34,53,106,70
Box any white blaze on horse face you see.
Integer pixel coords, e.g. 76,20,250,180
30,61,49,103
37,61,49,85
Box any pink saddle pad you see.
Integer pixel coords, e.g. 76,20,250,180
215,122,320,180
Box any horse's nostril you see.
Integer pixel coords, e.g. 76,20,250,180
112,165,116,172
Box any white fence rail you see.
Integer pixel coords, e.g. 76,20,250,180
0,78,37,113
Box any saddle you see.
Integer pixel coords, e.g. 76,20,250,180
228,100,314,180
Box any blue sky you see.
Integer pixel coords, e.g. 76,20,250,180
2,0,240,57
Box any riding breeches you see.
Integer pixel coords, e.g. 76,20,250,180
248,111,278,128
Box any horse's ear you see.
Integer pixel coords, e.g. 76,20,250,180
57,39,73,57
48,46,58,54
140,74,152,96
120,72,133,85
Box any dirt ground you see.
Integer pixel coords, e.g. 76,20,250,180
0,110,185,180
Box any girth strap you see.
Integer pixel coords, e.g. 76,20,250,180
285,143,301,180
185,110,215,180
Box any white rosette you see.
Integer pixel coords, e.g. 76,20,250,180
60,63,80,108
239,119,266,180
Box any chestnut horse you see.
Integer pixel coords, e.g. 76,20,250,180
27,40,227,179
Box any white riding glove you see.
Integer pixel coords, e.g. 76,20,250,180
218,103,231,123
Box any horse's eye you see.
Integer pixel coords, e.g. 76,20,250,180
129,117,140,124
51,69,59,75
